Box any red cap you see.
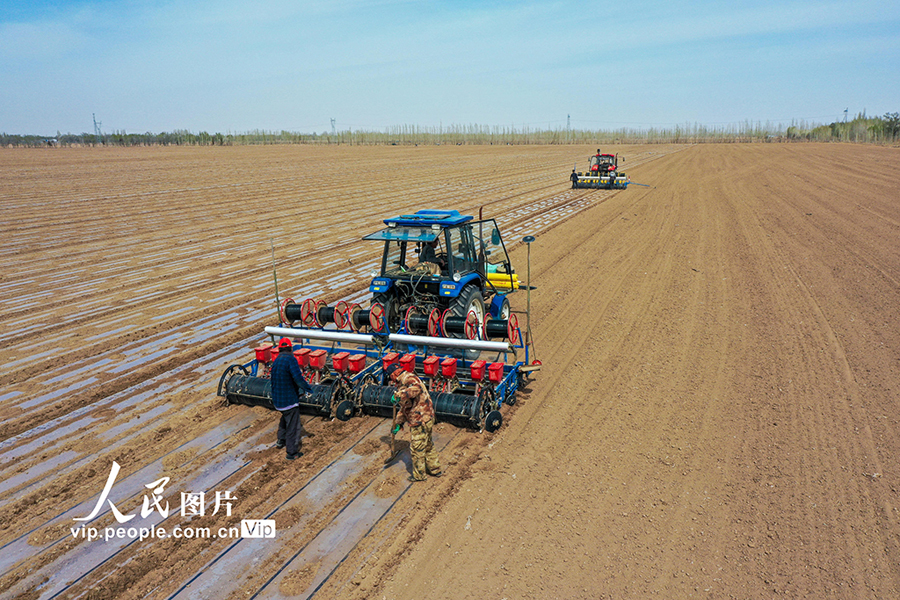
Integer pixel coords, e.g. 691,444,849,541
278,337,293,350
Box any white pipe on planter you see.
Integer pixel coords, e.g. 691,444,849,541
388,333,511,353
264,326,512,353
265,326,373,346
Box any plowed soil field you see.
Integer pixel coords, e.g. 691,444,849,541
1,142,899,599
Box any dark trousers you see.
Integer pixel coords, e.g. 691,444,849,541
277,406,301,457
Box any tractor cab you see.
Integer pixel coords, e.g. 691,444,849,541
364,210,512,282
363,210,516,333
590,152,617,173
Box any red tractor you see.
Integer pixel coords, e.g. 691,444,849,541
570,150,629,189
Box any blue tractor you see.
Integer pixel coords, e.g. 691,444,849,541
216,209,539,432
364,210,520,339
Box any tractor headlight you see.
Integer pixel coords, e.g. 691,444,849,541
453,272,461,282
371,270,378,277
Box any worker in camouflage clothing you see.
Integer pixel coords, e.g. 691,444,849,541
385,363,442,482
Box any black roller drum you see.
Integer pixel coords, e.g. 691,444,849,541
358,383,481,429
223,373,332,417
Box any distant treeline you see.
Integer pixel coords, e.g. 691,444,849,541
785,112,900,143
4,113,899,147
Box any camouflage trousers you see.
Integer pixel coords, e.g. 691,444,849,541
409,420,441,481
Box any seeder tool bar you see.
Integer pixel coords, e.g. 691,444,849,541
263,326,513,353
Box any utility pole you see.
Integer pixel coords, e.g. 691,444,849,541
567,114,570,143
331,118,336,142
92,113,102,145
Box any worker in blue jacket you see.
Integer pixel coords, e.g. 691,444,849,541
270,337,313,460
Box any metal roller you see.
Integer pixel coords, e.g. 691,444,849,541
282,303,338,328
316,304,337,327
282,300,373,332
401,307,442,336
218,368,275,409
282,299,338,328
404,307,519,344
405,306,429,335
219,372,334,417
483,317,508,338
331,300,352,329
283,302,303,324
303,381,340,415
300,299,325,327
482,313,520,344
433,390,486,429
357,384,396,419
440,311,480,340
353,307,372,330
357,383,488,430
441,314,467,336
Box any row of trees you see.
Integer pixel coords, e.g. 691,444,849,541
785,112,900,143
3,113,899,147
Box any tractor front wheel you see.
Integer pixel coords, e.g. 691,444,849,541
497,295,510,320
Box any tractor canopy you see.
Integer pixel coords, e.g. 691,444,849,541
383,210,472,227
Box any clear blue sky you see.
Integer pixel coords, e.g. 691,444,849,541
1,0,897,135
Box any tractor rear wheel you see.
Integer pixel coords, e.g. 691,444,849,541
448,284,485,359
449,284,485,336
